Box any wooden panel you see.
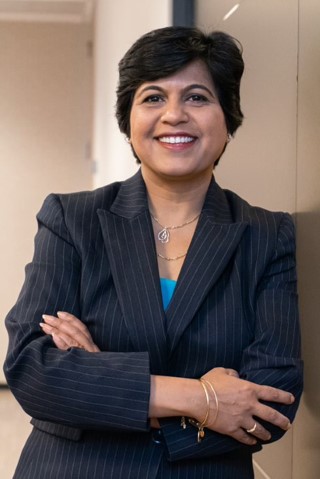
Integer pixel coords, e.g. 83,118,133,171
196,0,298,214
293,0,320,476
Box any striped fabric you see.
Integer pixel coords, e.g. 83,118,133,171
4,170,303,478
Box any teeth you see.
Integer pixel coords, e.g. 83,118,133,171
159,136,194,144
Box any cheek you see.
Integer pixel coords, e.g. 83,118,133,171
203,114,227,141
212,112,228,139
130,113,151,142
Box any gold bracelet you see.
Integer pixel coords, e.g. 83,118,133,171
188,378,210,443
200,378,219,426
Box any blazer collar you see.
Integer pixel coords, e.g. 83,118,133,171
98,171,168,373
110,170,149,218
98,170,248,364
109,169,235,223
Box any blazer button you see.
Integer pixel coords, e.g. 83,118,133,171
152,429,163,445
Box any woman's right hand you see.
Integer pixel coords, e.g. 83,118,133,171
40,311,100,352
199,367,294,445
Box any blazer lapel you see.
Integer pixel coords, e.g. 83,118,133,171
97,171,168,373
97,172,247,367
165,179,248,356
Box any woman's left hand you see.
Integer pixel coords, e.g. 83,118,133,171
40,311,100,352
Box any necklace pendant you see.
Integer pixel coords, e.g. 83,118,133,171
158,228,170,243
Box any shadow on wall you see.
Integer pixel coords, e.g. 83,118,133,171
296,207,320,414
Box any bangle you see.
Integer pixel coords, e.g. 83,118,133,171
188,378,210,443
200,378,219,426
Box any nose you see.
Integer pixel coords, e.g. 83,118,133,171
160,99,188,125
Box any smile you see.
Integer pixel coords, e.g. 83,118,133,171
158,136,195,144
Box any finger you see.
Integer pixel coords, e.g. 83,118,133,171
231,428,257,446
41,315,100,352
244,421,271,442
40,322,56,336
52,333,69,350
41,323,87,350
40,324,72,350
42,314,91,344
254,403,291,431
40,323,78,347
257,385,295,405
57,312,92,340
43,313,92,341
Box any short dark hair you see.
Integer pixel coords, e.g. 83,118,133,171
116,26,244,142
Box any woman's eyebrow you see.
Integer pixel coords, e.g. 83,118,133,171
135,85,163,98
136,83,215,98
186,84,215,96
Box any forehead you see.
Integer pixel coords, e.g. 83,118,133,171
135,60,215,94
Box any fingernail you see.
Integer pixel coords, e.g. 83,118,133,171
42,314,55,321
57,311,66,318
286,422,291,430
39,322,45,328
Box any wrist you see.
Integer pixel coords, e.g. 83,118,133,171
182,378,220,443
149,375,202,419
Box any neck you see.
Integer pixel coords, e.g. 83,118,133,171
141,167,213,223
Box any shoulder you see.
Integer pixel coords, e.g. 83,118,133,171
219,187,296,258
35,181,124,245
224,188,295,233
38,181,122,221
220,188,297,283
57,181,122,213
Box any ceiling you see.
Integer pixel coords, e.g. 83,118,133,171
0,0,94,23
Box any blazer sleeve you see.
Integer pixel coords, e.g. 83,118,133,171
160,213,303,461
3,194,151,432
239,213,303,436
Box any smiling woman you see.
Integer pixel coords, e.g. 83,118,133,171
4,26,303,479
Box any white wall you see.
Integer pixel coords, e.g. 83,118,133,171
92,0,171,187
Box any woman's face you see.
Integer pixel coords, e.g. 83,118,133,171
129,60,228,183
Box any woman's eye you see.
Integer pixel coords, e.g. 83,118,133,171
188,94,208,102
144,95,164,103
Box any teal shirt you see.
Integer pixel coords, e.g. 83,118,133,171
160,278,177,310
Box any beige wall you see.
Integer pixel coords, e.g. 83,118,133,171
0,0,171,383
196,0,319,478
0,21,94,383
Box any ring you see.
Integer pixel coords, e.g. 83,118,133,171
246,422,257,434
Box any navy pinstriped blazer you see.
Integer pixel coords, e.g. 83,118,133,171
4,170,303,479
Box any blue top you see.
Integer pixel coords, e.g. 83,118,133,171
160,278,177,310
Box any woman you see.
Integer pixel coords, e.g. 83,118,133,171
4,27,303,478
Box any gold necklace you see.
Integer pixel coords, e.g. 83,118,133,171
157,251,187,262
150,212,200,244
